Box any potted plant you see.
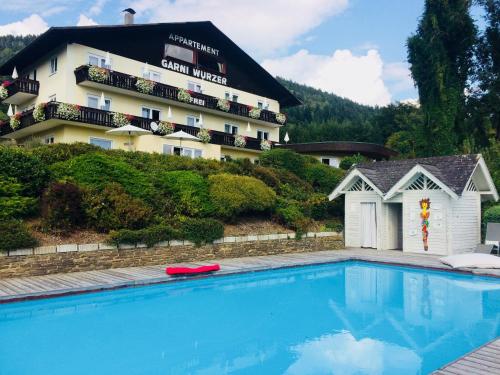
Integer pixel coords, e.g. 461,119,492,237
88,65,109,83
197,128,211,143
157,121,175,135
56,103,80,120
234,134,247,148
177,88,192,103
0,83,8,100
113,112,132,127
249,107,261,119
217,98,230,112
135,78,156,94
33,102,47,122
275,113,286,124
260,139,272,151
9,113,22,130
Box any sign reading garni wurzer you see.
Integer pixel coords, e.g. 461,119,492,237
161,34,228,86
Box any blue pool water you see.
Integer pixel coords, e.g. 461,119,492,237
0,261,499,375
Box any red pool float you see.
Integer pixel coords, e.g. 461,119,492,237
166,264,220,276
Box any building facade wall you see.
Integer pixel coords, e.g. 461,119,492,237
450,192,481,254
344,191,383,249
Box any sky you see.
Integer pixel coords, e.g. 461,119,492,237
0,0,479,107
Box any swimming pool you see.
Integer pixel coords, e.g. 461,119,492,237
0,261,498,374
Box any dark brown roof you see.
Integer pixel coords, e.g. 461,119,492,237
355,154,480,195
276,142,398,160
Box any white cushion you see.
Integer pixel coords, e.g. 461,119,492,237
440,254,500,269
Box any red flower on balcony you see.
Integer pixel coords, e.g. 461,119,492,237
125,114,135,121
2,80,11,87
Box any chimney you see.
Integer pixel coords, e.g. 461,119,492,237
123,8,136,25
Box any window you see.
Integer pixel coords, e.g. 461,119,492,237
164,44,195,64
143,70,161,82
50,57,58,74
188,81,203,93
225,92,238,102
90,137,112,150
225,123,238,135
257,130,269,140
142,107,161,120
186,115,200,127
88,53,107,68
163,145,202,158
321,157,340,168
197,52,226,73
44,135,55,144
48,94,56,102
257,101,264,110
87,94,111,111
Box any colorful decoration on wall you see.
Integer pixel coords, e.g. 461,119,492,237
419,198,430,251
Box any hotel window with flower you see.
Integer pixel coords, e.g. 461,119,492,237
88,53,108,68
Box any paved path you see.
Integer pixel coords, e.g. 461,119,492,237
0,248,499,374
433,338,500,375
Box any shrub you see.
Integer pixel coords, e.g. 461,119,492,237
0,176,37,220
51,152,154,200
208,174,277,220
180,217,224,246
251,166,281,190
483,205,500,233
260,149,307,178
304,163,345,194
274,199,311,236
155,171,213,217
301,193,331,220
107,224,178,248
30,143,101,164
0,220,38,252
339,153,366,170
325,218,344,233
0,146,50,196
41,181,85,232
83,183,153,232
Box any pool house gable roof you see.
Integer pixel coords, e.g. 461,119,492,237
328,169,384,200
329,154,498,202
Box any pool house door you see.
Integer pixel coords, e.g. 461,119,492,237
361,202,377,248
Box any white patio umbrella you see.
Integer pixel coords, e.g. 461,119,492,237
198,113,204,127
143,62,149,77
7,104,14,116
99,93,106,109
246,122,252,133
106,124,151,151
284,132,290,144
167,106,173,119
12,67,18,79
104,52,111,68
163,130,200,150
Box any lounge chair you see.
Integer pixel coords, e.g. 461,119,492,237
475,223,500,256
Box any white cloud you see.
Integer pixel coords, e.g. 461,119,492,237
41,6,68,17
130,0,349,57
2,1,85,13
89,0,108,16
77,14,99,27
383,62,414,94
262,48,392,106
0,14,48,36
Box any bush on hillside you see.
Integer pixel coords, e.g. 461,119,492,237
41,181,85,232
31,142,101,164
274,199,311,236
0,176,37,220
83,183,153,232
301,193,332,220
108,224,179,247
0,146,50,196
484,205,500,226
304,163,345,194
180,217,224,246
339,153,366,170
259,149,307,178
154,171,213,217
250,166,281,189
0,220,38,252
208,174,277,220
51,152,155,200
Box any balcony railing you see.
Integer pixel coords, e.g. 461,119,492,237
74,65,285,126
0,101,266,151
1,79,39,103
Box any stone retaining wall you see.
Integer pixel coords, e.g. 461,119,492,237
0,232,343,278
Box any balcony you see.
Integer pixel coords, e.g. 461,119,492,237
0,101,266,152
1,79,39,105
74,65,286,126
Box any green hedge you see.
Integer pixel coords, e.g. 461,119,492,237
41,181,85,232
154,170,213,217
209,173,277,220
0,220,38,252
108,224,179,248
259,149,307,178
484,205,500,227
0,177,37,220
0,146,50,196
51,152,155,200
180,217,224,246
339,153,366,170
304,163,345,194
